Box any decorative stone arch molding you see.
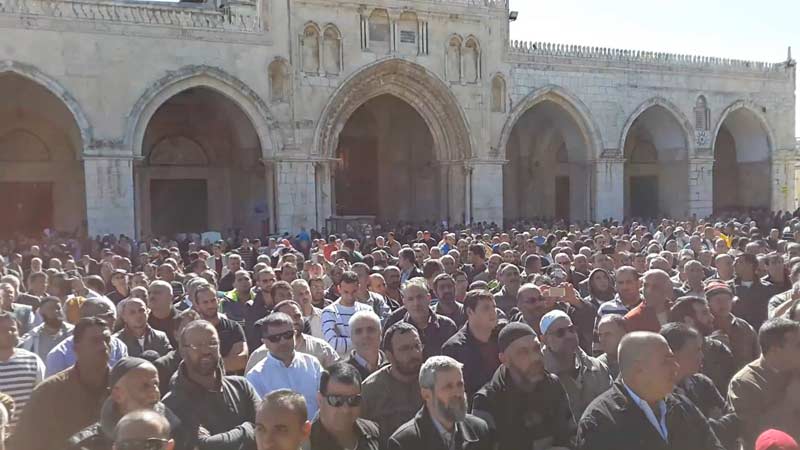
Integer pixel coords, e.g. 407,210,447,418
497,85,604,160
0,60,93,154
314,58,474,161
711,100,776,157
619,96,695,158
125,65,283,159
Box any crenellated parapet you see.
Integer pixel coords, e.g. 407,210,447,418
508,40,791,75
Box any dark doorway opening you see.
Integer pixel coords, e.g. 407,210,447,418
0,182,53,237
335,136,379,216
150,179,208,236
630,176,659,218
555,176,570,220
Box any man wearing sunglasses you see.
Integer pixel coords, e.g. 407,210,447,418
113,409,173,450
246,312,322,419
310,362,381,450
540,309,612,420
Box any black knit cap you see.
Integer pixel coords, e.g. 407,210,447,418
497,322,537,353
109,357,152,388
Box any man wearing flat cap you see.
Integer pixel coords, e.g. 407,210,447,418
67,356,189,450
472,322,576,450
706,280,760,370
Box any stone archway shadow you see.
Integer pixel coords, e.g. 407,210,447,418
618,96,695,158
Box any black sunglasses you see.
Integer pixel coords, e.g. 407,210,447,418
265,330,295,343
115,438,169,450
325,394,362,408
550,325,576,338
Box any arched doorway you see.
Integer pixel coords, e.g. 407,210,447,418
316,59,472,227
713,106,771,213
137,87,267,238
0,72,86,238
333,95,437,222
623,104,690,219
503,95,594,223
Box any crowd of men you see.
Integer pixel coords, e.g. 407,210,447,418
2,214,800,449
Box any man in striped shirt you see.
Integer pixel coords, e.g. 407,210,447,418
321,271,372,356
594,266,642,333
0,311,44,430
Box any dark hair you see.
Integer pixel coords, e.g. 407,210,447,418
273,299,301,313
270,281,292,298
432,273,455,291
382,322,420,353
463,289,494,313
39,295,61,308
468,244,486,260
736,253,758,268
260,312,294,338
27,271,47,285
398,248,416,264
660,322,701,352
260,389,308,423
74,317,108,343
668,296,706,324
340,271,359,286
759,317,800,354
319,361,362,395
422,260,444,279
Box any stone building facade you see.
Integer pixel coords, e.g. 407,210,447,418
0,0,796,238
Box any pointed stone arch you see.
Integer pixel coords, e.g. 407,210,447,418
314,58,473,161
498,85,603,160
619,97,694,158
0,60,92,154
126,65,282,159
711,100,775,158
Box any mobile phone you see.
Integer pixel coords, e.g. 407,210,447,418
549,286,565,297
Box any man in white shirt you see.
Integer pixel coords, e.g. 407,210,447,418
291,279,324,339
246,312,322,418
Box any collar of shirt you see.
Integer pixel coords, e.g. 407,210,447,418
266,351,300,369
404,308,439,330
353,351,384,371
623,383,668,441
430,414,458,448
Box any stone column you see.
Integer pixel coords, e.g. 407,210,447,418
470,160,504,224
83,156,136,237
275,159,316,233
688,157,714,218
437,163,451,225
314,160,333,229
263,160,277,234
772,150,797,211
593,157,624,222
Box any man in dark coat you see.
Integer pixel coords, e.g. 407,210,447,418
387,355,493,450
472,322,575,450
576,331,723,450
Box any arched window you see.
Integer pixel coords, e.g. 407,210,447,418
694,95,710,131
491,75,506,113
397,11,418,55
323,25,342,75
463,37,480,83
368,9,390,54
268,59,290,102
446,35,462,82
301,23,320,74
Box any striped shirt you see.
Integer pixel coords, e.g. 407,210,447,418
321,301,372,355
0,348,45,428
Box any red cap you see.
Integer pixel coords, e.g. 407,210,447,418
704,280,733,296
756,429,799,450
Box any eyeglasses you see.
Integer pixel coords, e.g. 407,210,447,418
265,330,295,343
185,343,220,352
549,325,576,338
325,394,362,407
115,438,169,450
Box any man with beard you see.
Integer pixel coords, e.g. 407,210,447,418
163,320,259,450
12,317,111,450
387,355,493,450
382,266,404,306
67,357,189,450
20,295,73,360
432,274,466,328
361,322,424,444
310,362,381,450
192,283,248,374
541,310,611,420
624,269,673,333
668,296,736,395
472,322,575,450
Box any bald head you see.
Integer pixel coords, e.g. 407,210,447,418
113,410,171,447
618,332,666,375
618,331,678,403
